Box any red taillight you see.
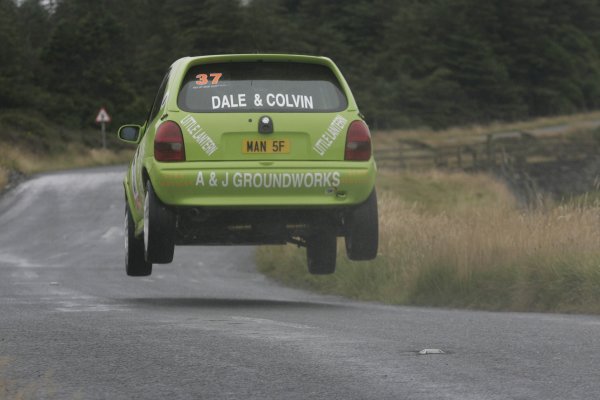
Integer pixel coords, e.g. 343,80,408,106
154,121,185,162
344,120,372,161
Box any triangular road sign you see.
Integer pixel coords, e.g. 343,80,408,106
95,107,111,124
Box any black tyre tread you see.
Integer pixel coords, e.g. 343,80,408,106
144,182,175,264
306,228,337,275
345,190,378,261
125,206,152,276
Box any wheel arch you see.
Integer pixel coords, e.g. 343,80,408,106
142,167,151,190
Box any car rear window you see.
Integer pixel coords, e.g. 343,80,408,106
177,62,348,113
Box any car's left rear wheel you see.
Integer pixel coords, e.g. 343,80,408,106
125,206,152,276
144,181,175,264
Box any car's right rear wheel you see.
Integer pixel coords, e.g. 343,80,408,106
306,227,337,275
125,206,152,276
345,189,379,260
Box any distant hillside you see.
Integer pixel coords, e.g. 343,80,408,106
1,0,600,130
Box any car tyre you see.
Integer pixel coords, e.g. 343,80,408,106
144,181,175,264
125,206,152,276
306,228,337,275
345,190,378,261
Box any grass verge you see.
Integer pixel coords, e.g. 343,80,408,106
257,170,600,314
0,109,133,192
0,143,133,193
0,356,57,399
0,167,7,192
373,109,600,148
0,144,133,175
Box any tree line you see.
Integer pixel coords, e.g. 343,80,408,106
2,0,600,130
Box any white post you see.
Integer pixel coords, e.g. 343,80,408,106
101,122,106,149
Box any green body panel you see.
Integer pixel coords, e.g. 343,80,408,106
147,160,376,207
120,54,376,233
174,112,353,162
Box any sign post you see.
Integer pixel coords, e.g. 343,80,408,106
95,107,112,149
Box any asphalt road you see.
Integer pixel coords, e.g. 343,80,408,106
1,166,600,399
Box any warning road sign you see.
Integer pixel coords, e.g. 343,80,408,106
95,107,111,149
95,107,111,124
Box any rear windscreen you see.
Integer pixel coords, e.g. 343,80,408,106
177,62,348,113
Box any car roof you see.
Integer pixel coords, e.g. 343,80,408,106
177,53,334,65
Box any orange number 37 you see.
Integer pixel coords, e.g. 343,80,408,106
195,72,222,85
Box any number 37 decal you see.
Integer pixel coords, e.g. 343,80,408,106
196,73,222,85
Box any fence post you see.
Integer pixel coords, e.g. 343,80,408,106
486,134,495,168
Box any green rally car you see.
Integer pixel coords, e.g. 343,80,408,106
119,54,378,276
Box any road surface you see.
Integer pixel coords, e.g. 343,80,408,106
1,166,599,399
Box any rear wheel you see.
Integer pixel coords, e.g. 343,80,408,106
144,181,175,264
306,227,337,275
345,190,378,261
125,206,152,276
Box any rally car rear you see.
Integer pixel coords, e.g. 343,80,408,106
120,54,378,276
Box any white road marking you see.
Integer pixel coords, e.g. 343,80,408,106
0,252,42,268
54,301,126,313
230,316,314,330
10,270,39,279
173,315,324,342
101,226,122,241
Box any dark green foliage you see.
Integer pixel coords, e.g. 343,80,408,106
0,0,28,107
2,0,600,129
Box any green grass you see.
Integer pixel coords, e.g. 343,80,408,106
257,170,600,314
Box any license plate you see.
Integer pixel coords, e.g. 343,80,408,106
242,139,290,154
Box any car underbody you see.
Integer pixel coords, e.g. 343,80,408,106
174,206,348,246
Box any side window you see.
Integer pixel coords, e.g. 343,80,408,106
147,70,170,124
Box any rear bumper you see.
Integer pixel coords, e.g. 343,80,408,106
146,159,376,207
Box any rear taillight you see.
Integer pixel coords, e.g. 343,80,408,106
344,120,372,161
154,121,185,162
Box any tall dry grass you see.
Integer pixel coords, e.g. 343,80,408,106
257,171,600,313
0,143,133,192
0,144,133,174
374,191,600,312
0,356,57,399
0,167,7,192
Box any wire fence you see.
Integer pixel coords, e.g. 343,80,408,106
375,121,600,172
